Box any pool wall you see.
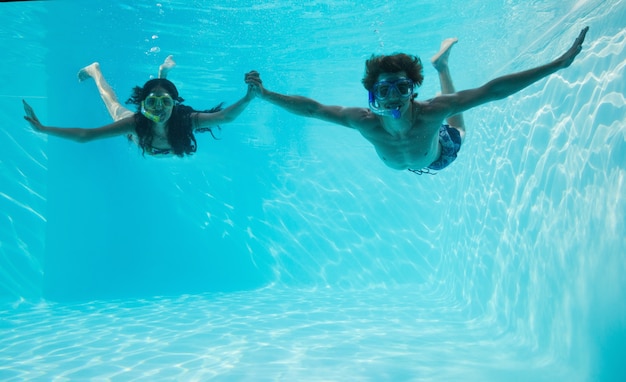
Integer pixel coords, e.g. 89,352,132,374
1,1,625,379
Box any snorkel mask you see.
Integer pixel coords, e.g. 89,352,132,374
141,101,162,123
369,92,402,119
368,78,414,119
141,94,175,123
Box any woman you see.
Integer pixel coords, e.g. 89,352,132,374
23,57,258,157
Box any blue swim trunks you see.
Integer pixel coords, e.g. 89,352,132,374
409,124,462,174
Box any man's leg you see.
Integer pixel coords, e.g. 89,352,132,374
78,63,133,122
431,38,466,142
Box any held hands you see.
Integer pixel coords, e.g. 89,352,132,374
244,70,264,99
557,26,589,69
22,100,45,132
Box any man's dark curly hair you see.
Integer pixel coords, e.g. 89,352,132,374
126,78,223,157
361,53,424,92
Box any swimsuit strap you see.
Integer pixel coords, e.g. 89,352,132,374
408,168,437,176
147,146,172,156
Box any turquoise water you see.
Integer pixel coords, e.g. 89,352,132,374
1,0,625,380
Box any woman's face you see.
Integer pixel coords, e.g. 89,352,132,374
141,86,175,123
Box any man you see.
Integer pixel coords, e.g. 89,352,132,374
247,27,589,174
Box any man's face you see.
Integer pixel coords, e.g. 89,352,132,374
372,71,414,115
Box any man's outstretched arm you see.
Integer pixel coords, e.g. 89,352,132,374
246,71,369,129
445,26,589,115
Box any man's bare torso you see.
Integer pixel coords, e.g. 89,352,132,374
355,101,444,170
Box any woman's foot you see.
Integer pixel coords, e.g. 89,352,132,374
431,38,458,71
77,62,101,82
158,55,176,78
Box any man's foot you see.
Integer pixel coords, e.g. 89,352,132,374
431,38,458,71
158,55,176,78
77,62,100,82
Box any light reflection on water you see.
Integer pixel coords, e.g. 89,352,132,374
0,288,578,381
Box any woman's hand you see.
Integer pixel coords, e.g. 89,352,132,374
244,70,264,99
23,100,45,132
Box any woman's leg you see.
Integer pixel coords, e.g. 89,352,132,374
431,38,466,142
77,63,133,121
158,55,176,79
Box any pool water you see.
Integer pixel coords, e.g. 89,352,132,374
1,0,625,380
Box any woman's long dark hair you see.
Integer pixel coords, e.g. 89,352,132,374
125,78,223,157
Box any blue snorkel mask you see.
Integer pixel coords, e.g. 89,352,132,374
369,91,402,119
368,78,415,119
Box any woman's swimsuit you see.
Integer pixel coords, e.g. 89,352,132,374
145,146,173,156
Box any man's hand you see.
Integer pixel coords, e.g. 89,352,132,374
245,70,264,98
558,26,589,68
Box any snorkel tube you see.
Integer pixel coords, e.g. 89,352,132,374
368,92,401,119
141,101,162,123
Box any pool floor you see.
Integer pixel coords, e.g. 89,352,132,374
0,287,579,381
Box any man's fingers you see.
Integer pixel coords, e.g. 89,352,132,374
577,26,589,45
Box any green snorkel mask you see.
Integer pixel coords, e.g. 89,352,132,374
141,94,175,123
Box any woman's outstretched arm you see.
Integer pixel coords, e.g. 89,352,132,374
23,100,135,142
193,71,257,130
